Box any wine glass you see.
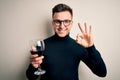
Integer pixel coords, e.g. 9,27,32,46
30,39,46,75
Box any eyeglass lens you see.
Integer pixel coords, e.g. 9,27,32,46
53,19,72,26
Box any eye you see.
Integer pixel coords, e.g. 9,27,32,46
53,20,60,23
64,20,71,23
53,20,61,26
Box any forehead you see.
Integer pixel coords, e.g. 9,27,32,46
53,11,72,20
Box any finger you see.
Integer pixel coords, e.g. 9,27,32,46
30,54,39,60
31,54,39,57
84,22,88,33
35,56,44,61
89,25,92,35
32,60,42,65
30,56,44,64
31,63,39,68
76,34,83,43
76,36,82,45
76,33,80,39
31,45,36,51
78,23,84,33
77,33,83,39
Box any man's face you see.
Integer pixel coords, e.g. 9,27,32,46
52,11,73,37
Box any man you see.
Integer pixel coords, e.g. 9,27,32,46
26,3,107,80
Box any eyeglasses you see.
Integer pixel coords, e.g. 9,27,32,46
53,19,72,27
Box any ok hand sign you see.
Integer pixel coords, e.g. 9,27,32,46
76,22,94,48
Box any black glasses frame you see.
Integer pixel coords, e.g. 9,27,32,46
53,19,72,27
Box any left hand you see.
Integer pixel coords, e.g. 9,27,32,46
76,22,94,48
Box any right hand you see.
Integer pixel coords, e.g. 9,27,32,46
30,45,44,68
30,54,44,68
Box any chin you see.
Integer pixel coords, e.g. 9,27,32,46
57,33,67,37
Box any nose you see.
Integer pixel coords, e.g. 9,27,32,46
59,22,65,28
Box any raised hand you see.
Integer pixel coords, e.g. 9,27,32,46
76,22,94,48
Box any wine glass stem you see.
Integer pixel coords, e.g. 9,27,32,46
38,66,42,71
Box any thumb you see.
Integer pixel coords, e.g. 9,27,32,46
76,34,82,45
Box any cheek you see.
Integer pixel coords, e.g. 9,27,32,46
67,25,72,31
52,23,56,30
53,26,58,32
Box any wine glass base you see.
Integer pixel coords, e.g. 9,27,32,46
34,70,46,75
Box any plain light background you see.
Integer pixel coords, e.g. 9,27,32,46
0,0,120,80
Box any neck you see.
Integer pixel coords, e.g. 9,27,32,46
54,33,70,41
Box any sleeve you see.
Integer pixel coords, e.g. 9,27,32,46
26,64,39,80
82,45,107,77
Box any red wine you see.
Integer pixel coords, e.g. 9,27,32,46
31,50,43,56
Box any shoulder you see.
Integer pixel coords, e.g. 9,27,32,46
44,35,55,42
